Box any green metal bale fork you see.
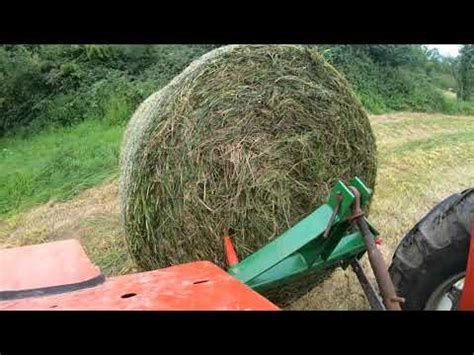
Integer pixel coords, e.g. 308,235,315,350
225,177,402,310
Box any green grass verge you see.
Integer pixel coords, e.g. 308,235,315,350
0,120,125,217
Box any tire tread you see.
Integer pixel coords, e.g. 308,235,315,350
389,188,474,310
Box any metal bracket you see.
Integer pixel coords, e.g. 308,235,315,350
350,176,373,209
350,258,385,310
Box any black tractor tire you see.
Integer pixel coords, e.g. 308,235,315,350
388,188,474,310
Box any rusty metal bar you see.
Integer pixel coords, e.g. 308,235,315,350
350,258,385,310
348,186,403,311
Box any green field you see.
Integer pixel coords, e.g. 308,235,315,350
0,120,125,217
1,44,474,309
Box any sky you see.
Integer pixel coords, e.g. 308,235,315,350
425,45,463,58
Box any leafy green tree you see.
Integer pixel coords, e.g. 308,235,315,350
457,45,474,100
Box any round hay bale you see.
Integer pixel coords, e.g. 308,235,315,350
120,45,377,304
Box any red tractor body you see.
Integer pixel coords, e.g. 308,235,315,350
0,240,278,310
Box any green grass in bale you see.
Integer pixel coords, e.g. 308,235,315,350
120,45,377,306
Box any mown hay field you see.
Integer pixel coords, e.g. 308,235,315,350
1,112,473,309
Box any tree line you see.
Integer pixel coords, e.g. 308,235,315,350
0,44,472,137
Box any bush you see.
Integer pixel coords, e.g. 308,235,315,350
0,44,472,137
0,45,218,136
316,45,453,114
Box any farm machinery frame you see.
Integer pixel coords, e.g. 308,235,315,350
0,177,473,310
